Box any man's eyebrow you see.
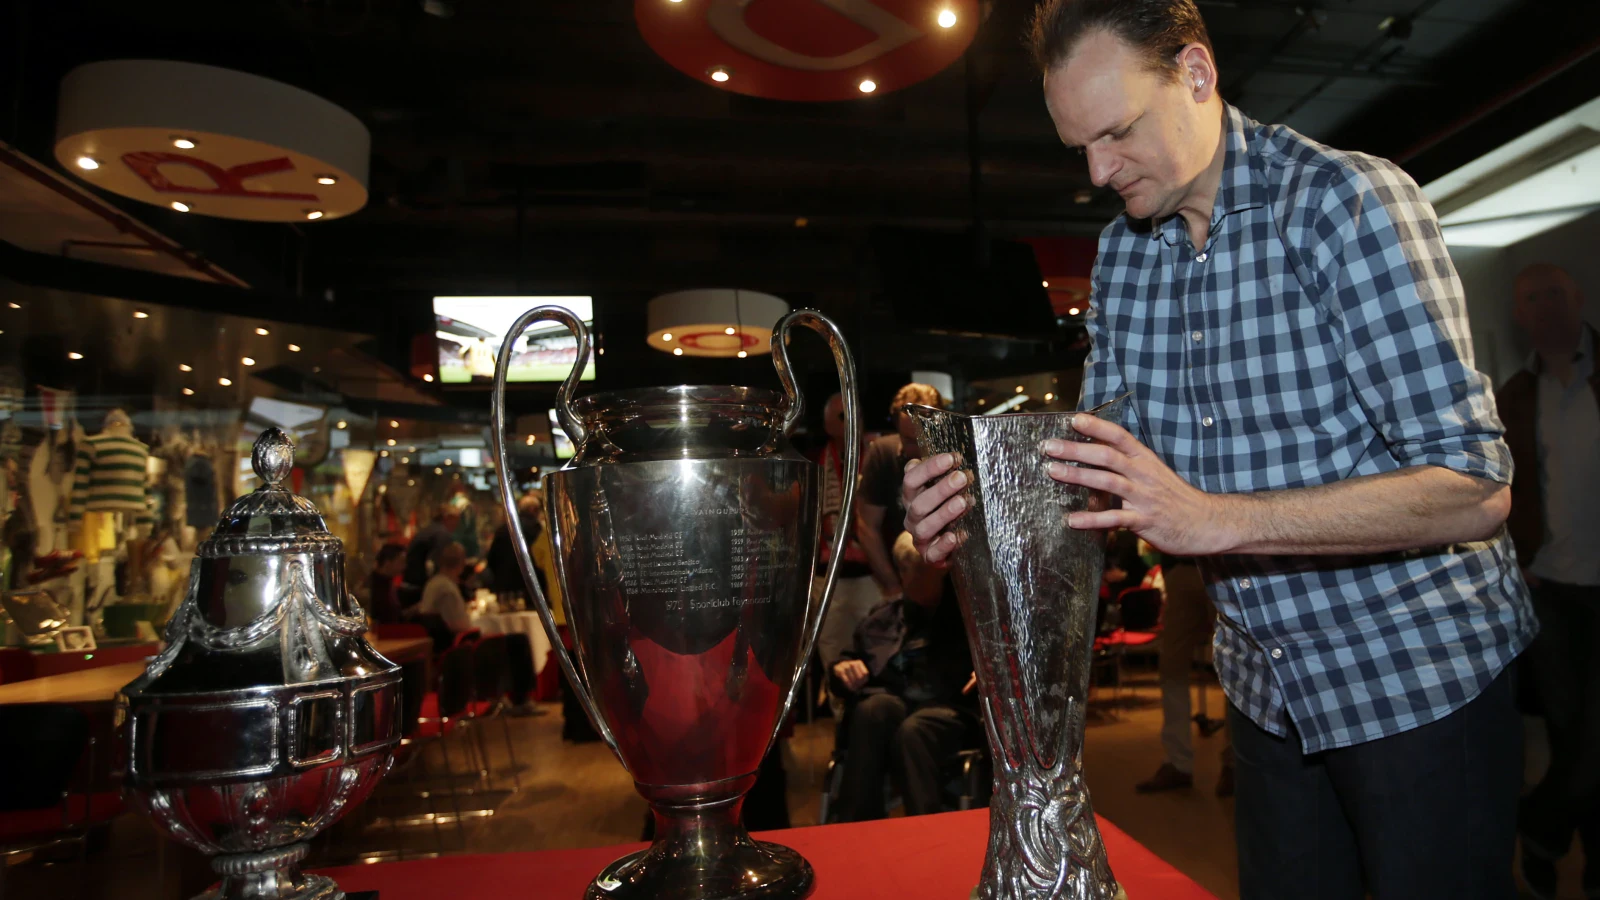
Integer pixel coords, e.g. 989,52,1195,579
1067,114,1141,149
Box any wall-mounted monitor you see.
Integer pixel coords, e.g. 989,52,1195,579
549,409,575,460
433,296,597,385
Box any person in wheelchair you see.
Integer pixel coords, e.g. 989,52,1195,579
827,530,979,822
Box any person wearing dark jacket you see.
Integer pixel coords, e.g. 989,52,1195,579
829,530,977,822
485,494,544,603
1497,263,1600,900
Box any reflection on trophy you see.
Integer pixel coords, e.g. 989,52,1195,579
905,397,1128,900
491,306,861,899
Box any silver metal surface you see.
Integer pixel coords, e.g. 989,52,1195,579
906,397,1128,900
119,427,402,900
0,587,70,639
491,307,860,900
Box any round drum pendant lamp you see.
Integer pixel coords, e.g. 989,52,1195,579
647,289,789,358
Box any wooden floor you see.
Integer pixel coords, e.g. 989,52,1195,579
3,676,1578,899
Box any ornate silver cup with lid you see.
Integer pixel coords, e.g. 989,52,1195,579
491,306,860,899
119,428,402,900
904,398,1128,900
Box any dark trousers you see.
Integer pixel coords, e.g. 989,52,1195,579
1230,669,1520,900
836,693,973,822
1521,581,1600,867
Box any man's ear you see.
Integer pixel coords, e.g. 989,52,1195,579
1175,43,1218,103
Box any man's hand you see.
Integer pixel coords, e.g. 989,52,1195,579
1043,414,1235,556
833,659,869,693
901,454,971,564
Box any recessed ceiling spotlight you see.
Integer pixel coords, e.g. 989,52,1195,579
423,373,434,382
387,439,397,446
859,79,877,93
241,357,256,366
737,350,748,358
661,332,673,342
256,326,270,336
178,364,192,372
389,420,399,428
5,302,18,309
315,175,338,186
218,377,232,386
724,327,736,335
67,352,83,360
182,388,195,396
1068,307,1081,316
172,137,197,150
305,210,324,220
337,420,348,429
380,450,389,457
171,201,190,213
434,467,443,475
1015,385,1024,393
1042,280,1050,288
133,309,149,319
673,347,684,356
76,156,100,171
937,9,957,28
710,68,731,83
287,343,301,352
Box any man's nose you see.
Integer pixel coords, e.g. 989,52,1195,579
1086,145,1119,187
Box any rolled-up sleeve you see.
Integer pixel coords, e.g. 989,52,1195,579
1304,160,1513,486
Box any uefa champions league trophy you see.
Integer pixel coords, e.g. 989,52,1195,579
905,398,1129,900
491,305,860,899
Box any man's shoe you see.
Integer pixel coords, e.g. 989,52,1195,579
1215,764,1235,798
1135,763,1193,793
1522,847,1558,900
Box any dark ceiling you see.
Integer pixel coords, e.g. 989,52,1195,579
2,0,1598,398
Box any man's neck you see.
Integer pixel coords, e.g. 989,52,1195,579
1175,104,1228,250
1537,330,1584,386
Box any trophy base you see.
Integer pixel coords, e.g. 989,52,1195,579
195,844,345,900
196,873,343,900
585,838,813,900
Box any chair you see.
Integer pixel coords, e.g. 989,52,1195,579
818,695,988,825
466,636,522,792
0,704,123,898
1092,586,1163,708
411,647,476,848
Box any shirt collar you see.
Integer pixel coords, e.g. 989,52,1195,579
1525,323,1596,377
1153,103,1270,247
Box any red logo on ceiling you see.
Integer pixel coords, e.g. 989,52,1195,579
636,0,979,102
120,152,320,201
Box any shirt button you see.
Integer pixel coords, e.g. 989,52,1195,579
1191,330,1203,342
1196,252,1209,262
1202,416,1215,427
1270,648,1284,660
1239,579,1251,589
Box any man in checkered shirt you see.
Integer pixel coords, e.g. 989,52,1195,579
902,1,1537,898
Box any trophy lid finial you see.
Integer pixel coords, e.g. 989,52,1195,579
253,427,295,487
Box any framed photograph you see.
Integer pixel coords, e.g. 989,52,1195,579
54,626,97,653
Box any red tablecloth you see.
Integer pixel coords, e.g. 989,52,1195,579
318,808,1216,899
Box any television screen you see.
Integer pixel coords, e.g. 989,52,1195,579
549,409,575,460
433,296,597,384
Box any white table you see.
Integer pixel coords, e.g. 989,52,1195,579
470,610,552,676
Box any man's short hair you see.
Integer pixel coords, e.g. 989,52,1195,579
890,383,943,418
1028,0,1214,79
517,493,545,515
438,541,467,571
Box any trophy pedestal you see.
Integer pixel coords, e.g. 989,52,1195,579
196,844,343,900
585,794,813,900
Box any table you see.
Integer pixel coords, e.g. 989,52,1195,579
318,808,1218,899
470,611,552,675
0,636,433,706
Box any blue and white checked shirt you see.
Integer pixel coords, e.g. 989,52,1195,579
1080,104,1537,753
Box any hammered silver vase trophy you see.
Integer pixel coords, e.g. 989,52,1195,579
906,398,1128,900
119,428,403,900
491,306,859,899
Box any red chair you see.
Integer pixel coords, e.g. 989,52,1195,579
1092,587,1164,707
371,623,429,641
0,704,124,895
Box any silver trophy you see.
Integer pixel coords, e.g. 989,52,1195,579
119,428,402,900
491,306,860,899
905,398,1128,900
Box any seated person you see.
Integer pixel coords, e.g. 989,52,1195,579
413,541,472,647
829,530,978,822
366,543,406,625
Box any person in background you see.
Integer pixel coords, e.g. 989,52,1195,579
813,392,878,716
366,543,406,625
414,541,472,646
1497,263,1600,899
399,503,459,611
1137,550,1234,796
829,530,977,822
486,493,544,604
903,2,1534,896
856,384,944,609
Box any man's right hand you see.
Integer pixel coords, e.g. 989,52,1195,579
832,659,869,692
902,454,971,564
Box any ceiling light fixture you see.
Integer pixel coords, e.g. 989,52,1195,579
315,175,338,186
1042,280,1050,288
337,420,348,429
182,388,194,396
673,347,684,356
256,326,270,336
76,156,100,171
648,289,787,358
172,137,197,149
170,201,190,213
1015,385,1024,393
434,467,443,475
661,332,673,342
287,343,301,352
1068,307,1081,316
218,377,232,386
859,79,877,93
380,450,389,457
389,420,399,428
709,66,731,83
241,357,255,366
937,9,957,27
5,303,18,309
178,363,192,372
423,373,434,382
401,457,410,464
387,439,396,446
724,327,736,335
305,210,324,220
1045,392,1055,402
133,309,149,319
737,350,748,358
67,352,83,360
526,435,535,445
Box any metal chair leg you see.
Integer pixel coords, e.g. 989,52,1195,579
500,715,522,793
435,723,469,850
413,742,447,855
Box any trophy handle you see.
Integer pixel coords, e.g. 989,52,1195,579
768,309,861,745
490,306,620,755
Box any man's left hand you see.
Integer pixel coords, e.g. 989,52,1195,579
1043,414,1236,556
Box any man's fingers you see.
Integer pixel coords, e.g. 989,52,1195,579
1046,462,1132,498
1070,413,1139,453
1066,509,1135,531
910,493,969,545
907,468,968,520
902,453,957,496
1040,439,1123,471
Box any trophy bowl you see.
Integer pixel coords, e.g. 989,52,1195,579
491,307,860,900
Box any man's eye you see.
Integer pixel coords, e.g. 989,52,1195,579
1113,126,1134,140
